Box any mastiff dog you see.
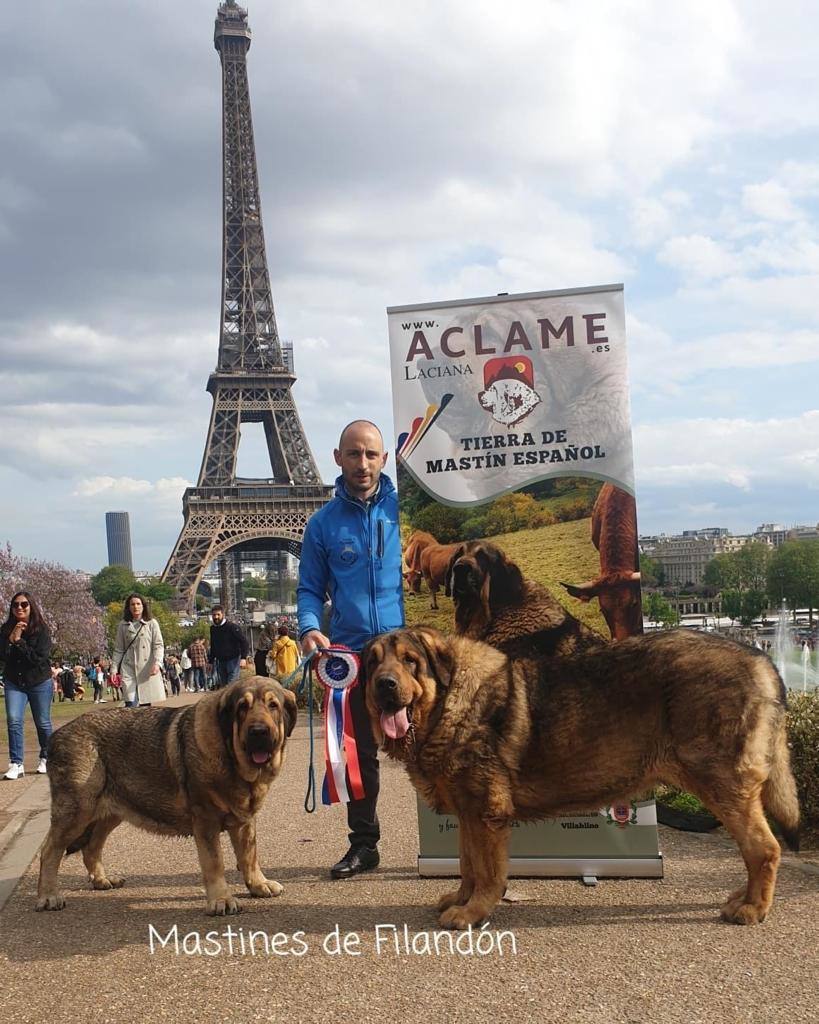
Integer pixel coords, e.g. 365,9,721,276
446,540,605,659
364,626,799,930
37,677,297,916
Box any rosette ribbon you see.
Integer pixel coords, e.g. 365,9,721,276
315,646,366,805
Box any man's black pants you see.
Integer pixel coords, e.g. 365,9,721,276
346,681,379,850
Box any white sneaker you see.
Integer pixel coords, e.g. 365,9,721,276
4,763,24,780
37,758,48,774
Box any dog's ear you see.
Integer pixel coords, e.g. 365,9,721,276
413,626,454,688
217,686,237,753
281,687,298,737
486,546,524,608
444,544,466,597
360,637,378,684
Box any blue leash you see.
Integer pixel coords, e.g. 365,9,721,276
281,652,319,813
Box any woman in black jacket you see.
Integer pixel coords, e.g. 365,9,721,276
0,591,53,780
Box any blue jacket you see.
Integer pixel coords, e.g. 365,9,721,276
297,474,404,651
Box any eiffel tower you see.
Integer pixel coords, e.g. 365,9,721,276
163,0,332,612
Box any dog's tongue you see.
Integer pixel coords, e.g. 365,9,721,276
381,708,410,740
251,751,271,765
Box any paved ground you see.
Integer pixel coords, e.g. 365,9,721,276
1,693,817,1024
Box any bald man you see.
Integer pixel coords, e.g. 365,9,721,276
297,421,404,878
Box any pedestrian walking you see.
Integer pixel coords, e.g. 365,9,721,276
180,647,193,690
270,624,299,679
253,621,276,677
208,606,249,688
187,636,208,692
111,594,165,708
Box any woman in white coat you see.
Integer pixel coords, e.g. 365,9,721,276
111,594,165,707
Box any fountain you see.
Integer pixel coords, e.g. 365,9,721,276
773,601,818,692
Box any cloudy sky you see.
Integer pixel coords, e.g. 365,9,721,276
1,0,818,572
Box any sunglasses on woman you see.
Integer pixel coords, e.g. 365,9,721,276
12,601,30,609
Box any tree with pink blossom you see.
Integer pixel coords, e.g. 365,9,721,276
0,543,106,660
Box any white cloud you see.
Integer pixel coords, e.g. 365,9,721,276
627,312,819,394
634,411,819,492
742,181,802,222
72,476,190,518
658,234,741,282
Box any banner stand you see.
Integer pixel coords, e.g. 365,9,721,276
415,799,664,880
387,284,663,882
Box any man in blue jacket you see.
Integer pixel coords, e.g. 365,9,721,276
298,420,404,878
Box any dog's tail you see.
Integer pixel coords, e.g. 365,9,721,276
762,715,800,853
65,824,94,856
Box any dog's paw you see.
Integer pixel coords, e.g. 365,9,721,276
721,902,767,925
207,896,242,916
247,879,283,898
438,904,490,931
35,894,66,911
720,887,749,921
436,888,469,913
92,875,125,890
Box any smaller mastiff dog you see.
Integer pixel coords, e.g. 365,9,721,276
364,626,800,930
37,677,296,916
445,540,605,659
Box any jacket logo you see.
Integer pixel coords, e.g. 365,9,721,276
339,542,358,565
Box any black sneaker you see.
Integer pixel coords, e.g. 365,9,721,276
330,846,380,879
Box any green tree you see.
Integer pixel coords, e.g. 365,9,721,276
91,565,138,606
740,589,767,627
645,593,677,628
703,544,771,594
703,553,740,590
735,542,772,592
105,601,124,648
180,617,211,649
721,589,742,625
768,541,819,623
138,577,176,602
482,493,547,536
639,554,663,587
151,602,182,649
412,503,470,544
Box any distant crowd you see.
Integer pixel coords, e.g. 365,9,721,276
48,616,301,705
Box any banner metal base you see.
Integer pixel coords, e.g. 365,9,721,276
417,854,664,879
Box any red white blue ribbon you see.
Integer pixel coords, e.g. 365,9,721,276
316,647,365,805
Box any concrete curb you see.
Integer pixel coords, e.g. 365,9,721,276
0,777,50,912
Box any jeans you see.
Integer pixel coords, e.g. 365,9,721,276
214,657,240,689
4,678,54,764
192,667,206,691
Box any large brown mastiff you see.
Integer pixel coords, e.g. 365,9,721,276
364,626,799,930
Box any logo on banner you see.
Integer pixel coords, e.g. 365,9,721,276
396,393,454,459
606,801,638,827
478,356,541,426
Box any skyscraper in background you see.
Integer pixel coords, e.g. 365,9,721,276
105,511,133,570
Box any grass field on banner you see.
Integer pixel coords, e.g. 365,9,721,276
403,515,609,638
